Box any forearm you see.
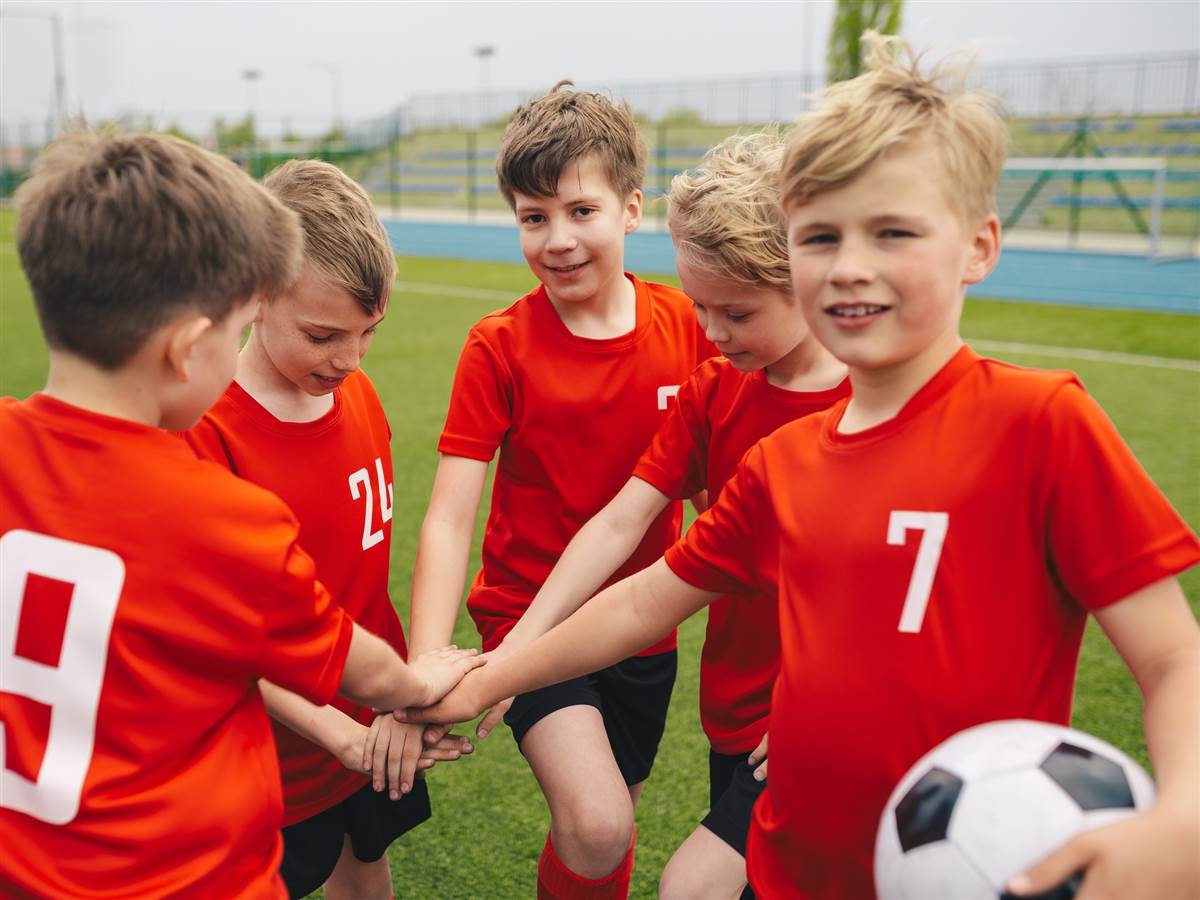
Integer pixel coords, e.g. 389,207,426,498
505,485,663,648
1139,643,1200,816
408,517,475,655
481,559,716,706
259,680,360,755
339,623,429,710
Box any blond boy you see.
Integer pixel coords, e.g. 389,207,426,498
409,38,1200,900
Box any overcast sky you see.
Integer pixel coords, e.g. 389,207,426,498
2,0,1197,134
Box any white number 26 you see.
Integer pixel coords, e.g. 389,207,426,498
348,457,394,551
886,511,949,634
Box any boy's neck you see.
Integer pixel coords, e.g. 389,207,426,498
838,331,964,434
237,332,334,423
764,336,848,393
43,351,165,428
544,271,637,340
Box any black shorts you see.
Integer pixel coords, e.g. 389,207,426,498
701,748,766,858
279,778,431,899
504,650,677,786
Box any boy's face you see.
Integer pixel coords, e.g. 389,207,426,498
512,153,641,306
251,262,385,397
786,140,998,375
674,253,807,373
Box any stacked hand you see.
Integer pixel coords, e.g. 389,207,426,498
362,717,474,800
409,644,487,707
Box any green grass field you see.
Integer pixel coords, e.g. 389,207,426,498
1,219,1198,897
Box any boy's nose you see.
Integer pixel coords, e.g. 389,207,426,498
704,320,729,344
827,239,875,286
546,219,577,252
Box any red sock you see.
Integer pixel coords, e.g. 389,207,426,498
536,826,637,900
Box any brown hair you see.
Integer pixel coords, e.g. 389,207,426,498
496,80,646,207
781,32,1008,225
15,129,301,370
668,129,790,293
262,159,395,313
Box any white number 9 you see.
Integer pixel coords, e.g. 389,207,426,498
1,530,124,824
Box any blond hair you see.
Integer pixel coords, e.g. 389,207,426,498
262,159,395,313
668,129,790,293
496,80,646,206
16,129,301,370
781,32,1008,224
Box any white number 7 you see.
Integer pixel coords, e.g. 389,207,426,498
886,511,949,634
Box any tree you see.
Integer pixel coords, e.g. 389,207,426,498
826,0,903,84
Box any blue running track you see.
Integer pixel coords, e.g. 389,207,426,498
383,219,1200,314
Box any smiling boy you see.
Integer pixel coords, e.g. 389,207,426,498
407,82,715,897
406,39,1200,900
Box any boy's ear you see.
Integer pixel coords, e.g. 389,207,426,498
963,213,1001,286
164,314,214,383
624,189,643,234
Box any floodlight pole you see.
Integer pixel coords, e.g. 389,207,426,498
474,44,495,128
2,8,66,130
313,61,343,133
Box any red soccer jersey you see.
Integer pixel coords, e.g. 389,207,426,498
184,369,404,825
439,274,716,654
633,357,848,753
664,346,1200,899
0,394,354,899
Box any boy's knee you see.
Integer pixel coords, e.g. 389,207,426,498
552,802,634,870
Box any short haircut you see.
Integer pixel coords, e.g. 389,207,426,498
781,32,1008,225
16,130,301,371
668,129,791,294
262,159,395,314
496,80,647,207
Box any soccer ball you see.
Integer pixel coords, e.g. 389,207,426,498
874,719,1155,900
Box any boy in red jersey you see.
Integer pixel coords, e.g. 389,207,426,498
184,159,468,900
0,131,482,899
407,37,1200,900
407,81,716,898
485,130,847,898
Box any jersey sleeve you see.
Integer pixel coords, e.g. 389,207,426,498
257,539,355,706
664,441,771,595
1041,380,1200,610
437,326,514,461
633,363,713,500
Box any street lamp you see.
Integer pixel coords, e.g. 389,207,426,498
1,8,66,131
312,61,343,136
474,44,495,127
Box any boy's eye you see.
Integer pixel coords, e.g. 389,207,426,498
306,333,334,344
573,207,596,217
727,312,751,323
802,232,837,246
521,214,545,225
880,228,915,239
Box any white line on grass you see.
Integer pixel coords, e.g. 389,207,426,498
397,279,1200,373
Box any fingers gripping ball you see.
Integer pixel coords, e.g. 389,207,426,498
874,719,1155,900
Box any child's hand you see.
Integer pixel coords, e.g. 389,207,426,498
331,720,371,774
409,644,486,707
363,715,425,800
416,724,474,770
746,733,768,782
1006,805,1200,899
397,667,489,726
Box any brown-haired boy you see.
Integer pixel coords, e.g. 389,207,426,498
408,82,716,897
408,37,1200,900
184,158,468,900
0,132,481,897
